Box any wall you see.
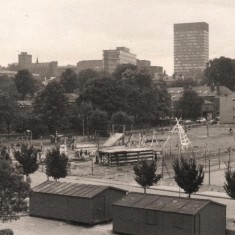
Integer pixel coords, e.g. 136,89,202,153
220,93,235,124
112,206,194,235
30,192,92,223
199,203,226,235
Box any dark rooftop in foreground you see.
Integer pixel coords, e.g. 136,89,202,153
32,181,126,199
113,192,226,215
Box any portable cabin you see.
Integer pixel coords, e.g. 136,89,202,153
112,192,226,235
98,147,154,166
30,181,127,225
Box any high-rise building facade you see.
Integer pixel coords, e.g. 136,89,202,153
174,22,209,77
103,47,137,74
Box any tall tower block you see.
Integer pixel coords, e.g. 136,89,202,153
174,22,209,77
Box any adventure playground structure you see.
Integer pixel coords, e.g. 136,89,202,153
97,119,192,166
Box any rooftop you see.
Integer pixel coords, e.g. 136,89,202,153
32,181,126,198
113,192,226,215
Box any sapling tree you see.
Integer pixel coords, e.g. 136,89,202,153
172,157,204,198
45,147,69,181
224,167,235,198
133,160,162,194
13,144,39,182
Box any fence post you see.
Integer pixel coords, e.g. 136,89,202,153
218,149,221,170
208,157,210,185
204,150,207,172
161,153,164,179
91,156,94,175
228,147,231,169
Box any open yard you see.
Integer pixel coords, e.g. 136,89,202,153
33,123,235,190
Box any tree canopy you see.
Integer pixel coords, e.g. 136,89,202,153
204,57,235,91
0,93,18,134
178,88,204,120
0,154,29,222
45,147,69,181
78,69,170,124
13,144,39,181
89,109,109,135
78,69,99,92
111,111,134,126
33,81,69,133
76,101,93,136
60,68,78,93
78,78,129,116
133,160,162,194
15,69,36,100
112,64,137,80
172,157,204,198
223,167,235,199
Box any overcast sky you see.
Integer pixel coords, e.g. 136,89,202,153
1,0,235,75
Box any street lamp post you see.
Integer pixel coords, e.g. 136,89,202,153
233,98,235,124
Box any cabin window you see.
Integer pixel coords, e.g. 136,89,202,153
146,210,157,225
174,214,183,229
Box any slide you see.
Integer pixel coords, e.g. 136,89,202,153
103,133,124,147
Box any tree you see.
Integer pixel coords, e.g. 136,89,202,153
178,88,204,120
133,160,162,194
78,69,98,92
111,111,134,132
124,68,152,88
76,101,93,136
78,78,128,116
0,93,18,134
16,108,47,139
223,167,235,198
45,147,69,181
13,144,39,182
204,57,235,91
126,85,170,123
60,68,78,93
172,157,204,198
15,69,36,99
78,70,170,124
33,81,69,133
89,109,109,136
0,156,29,222
112,64,137,80
0,75,19,98
111,111,133,125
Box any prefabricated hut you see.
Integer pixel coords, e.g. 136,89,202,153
98,147,155,166
112,192,226,235
30,181,127,225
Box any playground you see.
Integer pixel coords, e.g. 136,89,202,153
32,122,235,191
2,122,235,189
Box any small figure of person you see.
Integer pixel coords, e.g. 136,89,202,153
229,127,233,134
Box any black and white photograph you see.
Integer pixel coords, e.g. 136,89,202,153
1,0,235,234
